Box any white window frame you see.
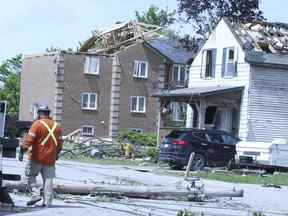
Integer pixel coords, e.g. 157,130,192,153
201,49,216,79
84,56,100,75
222,47,237,78
172,64,187,86
133,60,148,78
130,96,146,113
170,102,186,122
32,103,39,120
81,92,98,110
82,125,95,136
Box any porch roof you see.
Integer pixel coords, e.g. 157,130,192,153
153,85,244,99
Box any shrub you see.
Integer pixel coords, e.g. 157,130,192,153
144,147,159,162
177,209,200,216
117,130,157,146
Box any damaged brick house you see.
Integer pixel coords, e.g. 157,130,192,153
19,22,193,137
155,18,288,142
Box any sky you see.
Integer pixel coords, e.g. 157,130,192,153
0,0,287,62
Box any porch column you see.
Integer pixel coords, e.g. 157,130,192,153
198,98,206,129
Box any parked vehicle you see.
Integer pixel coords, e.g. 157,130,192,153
4,116,32,138
159,129,239,170
236,139,288,173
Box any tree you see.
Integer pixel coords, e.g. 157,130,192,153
135,5,176,27
0,55,22,117
134,5,200,53
178,0,265,39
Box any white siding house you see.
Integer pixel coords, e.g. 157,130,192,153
247,65,288,141
186,19,251,140
155,18,288,143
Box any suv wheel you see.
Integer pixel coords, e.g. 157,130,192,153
191,153,206,171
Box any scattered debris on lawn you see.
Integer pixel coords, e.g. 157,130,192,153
61,137,157,161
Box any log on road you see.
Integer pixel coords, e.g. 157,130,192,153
4,181,244,201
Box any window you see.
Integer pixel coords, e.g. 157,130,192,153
221,134,239,145
170,102,186,121
207,133,223,144
82,125,95,136
81,92,98,110
166,130,185,139
84,56,100,75
202,49,216,78
205,106,217,125
129,128,143,133
172,65,187,87
222,47,237,78
133,61,148,78
193,132,209,142
130,96,146,113
32,103,39,120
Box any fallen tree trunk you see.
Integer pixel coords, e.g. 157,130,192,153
4,181,243,201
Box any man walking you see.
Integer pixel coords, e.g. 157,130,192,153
19,105,62,207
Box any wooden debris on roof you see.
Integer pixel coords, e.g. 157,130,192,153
229,19,288,54
79,21,162,54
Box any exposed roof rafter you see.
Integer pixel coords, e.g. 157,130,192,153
79,21,162,54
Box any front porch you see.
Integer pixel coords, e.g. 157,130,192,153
154,85,244,142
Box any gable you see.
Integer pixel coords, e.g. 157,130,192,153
192,19,246,67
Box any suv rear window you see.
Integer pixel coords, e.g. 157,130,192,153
166,131,185,139
193,132,208,142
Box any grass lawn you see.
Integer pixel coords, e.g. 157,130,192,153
157,168,288,186
196,171,288,186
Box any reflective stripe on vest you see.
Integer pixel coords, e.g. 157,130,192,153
39,120,58,146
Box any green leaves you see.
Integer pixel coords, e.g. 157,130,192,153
135,5,176,27
177,0,265,40
0,55,22,117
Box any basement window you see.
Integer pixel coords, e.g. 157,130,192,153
128,128,143,133
82,125,95,137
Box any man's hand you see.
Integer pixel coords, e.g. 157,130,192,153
18,151,24,161
18,147,25,161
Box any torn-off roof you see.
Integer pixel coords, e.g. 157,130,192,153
225,18,288,54
79,21,162,54
145,39,195,64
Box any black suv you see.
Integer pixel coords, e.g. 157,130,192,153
159,129,239,170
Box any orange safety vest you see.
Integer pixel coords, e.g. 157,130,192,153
22,118,62,166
